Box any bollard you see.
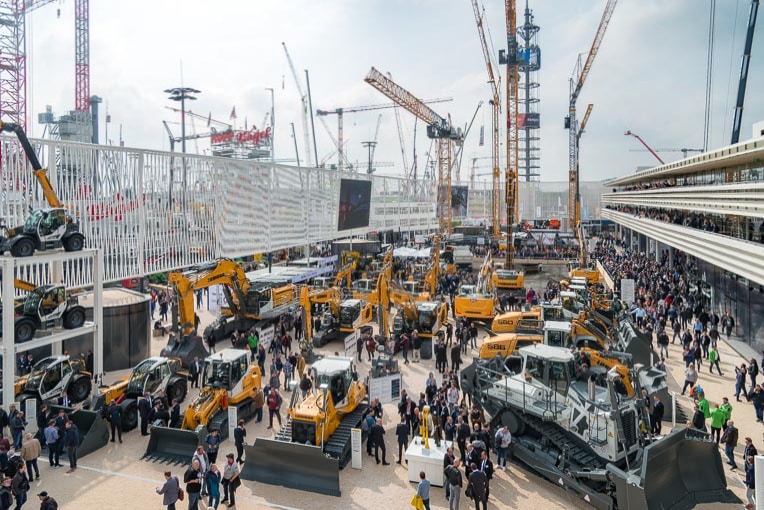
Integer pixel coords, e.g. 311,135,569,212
671,391,676,430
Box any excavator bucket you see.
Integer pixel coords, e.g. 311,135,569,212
607,428,741,510
143,425,205,464
240,439,340,497
49,405,109,458
160,334,209,368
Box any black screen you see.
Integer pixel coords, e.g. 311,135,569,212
337,179,372,231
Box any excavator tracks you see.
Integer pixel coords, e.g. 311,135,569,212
324,403,368,468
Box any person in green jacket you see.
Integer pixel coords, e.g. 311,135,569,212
720,397,733,431
247,330,259,362
709,346,723,375
698,396,711,419
710,404,726,444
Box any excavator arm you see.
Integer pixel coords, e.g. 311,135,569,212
376,264,392,339
299,286,313,352
389,282,418,323
169,259,251,336
0,122,61,208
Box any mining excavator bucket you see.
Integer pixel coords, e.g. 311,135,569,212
143,425,206,464
607,428,741,510
160,333,209,368
240,439,340,496
49,405,109,458
616,319,657,368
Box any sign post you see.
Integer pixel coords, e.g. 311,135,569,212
228,405,238,440
351,428,362,470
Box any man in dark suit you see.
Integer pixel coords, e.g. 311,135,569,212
479,450,494,498
170,399,181,428
370,418,389,465
190,357,202,389
108,402,122,443
468,462,488,510
234,419,246,464
395,416,409,464
138,393,152,436
651,395,665,435
58,392,71,408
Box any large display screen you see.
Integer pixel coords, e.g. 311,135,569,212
451,185,469,218
337,179,372,231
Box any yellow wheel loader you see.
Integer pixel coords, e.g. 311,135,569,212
144,349,263,464
241,356,367,497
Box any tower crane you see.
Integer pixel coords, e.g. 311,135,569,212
471,0,502,241
282,42,313,167
624,130,664,165
629,147,704,159
502,0,520,270
365,67,462,235
731,0,759,144
565,0,618,230
368,113,383,173
316,97,451,172
317,115,353,170
389,72,410,183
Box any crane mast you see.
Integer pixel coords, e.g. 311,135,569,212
282,42,313,167
365,67,461,236
731,0,759,145
471,0,502,241
505,0,519,269
566,0,618,230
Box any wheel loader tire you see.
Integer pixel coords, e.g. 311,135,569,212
68,376,91,403
10,237,34,258
120,400,138,431
14,318,37,343
63,233,84,252
63,307,86,329
167,378,187,404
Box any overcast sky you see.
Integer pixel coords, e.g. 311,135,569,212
25,0,764,184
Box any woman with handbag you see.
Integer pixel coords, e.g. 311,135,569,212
221,453,241,507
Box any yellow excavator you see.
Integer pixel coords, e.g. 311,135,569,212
162,258,300,365
0,122,85,257
310,286,373,348
313,260,356,294
388,283,448,341
454,252,497,321
568,222,600,284
144,348,263,463
242,355,367,496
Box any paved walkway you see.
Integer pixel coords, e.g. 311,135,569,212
661,330,760,491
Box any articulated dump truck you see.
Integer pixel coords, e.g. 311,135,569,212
461,346,740,510
241,356,367,496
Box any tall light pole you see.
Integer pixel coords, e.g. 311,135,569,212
265,87,275,164
165,87,200,208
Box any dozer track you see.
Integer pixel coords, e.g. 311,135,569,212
324,403,368,468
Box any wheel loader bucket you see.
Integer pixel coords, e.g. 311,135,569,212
240,438,340,497
49,405,109,458
607,428,741,510
143,425,206,465
160,334,209,368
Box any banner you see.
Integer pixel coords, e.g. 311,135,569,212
621,279,635,305
258,324,276,352
208,285,225,313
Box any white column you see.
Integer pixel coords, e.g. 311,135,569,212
51,260,64,355
93,250,104,385
2,258,16,408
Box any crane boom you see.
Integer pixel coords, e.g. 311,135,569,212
731,0,759,144
472,0,502,241
317,115,352,169
365,67,461,235
369,114,382,171
578,104,593,135
505,0,519,268
567,0,618,230
282,42,313,167
624,130,665,165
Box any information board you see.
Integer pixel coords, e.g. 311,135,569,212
259,324,275,352
369,373,403,404
344,330,358,358
351,428,362,470
621,279,636,305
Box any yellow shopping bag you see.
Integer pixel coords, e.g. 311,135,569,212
410,494,424,510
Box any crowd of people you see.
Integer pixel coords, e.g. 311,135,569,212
605,205,722,234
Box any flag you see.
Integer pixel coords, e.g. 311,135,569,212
230,106,237,120
206,112,211,127
479,125,485,146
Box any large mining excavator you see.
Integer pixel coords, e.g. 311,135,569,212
461,345,739,510
242,356,367,497
90,357,190,431
0,122,85,257
454,252,497,321
162,258,300,365
144,348,263,463
1,284,88,343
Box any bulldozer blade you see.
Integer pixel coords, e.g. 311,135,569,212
616,319,657,368
240,439,340,497
143,425,206,464
160,334,209,368
49,405,109,458
607,428,741,510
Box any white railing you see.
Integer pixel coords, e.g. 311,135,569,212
0,137,437,283
602,209,764,287
602,182,764,218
